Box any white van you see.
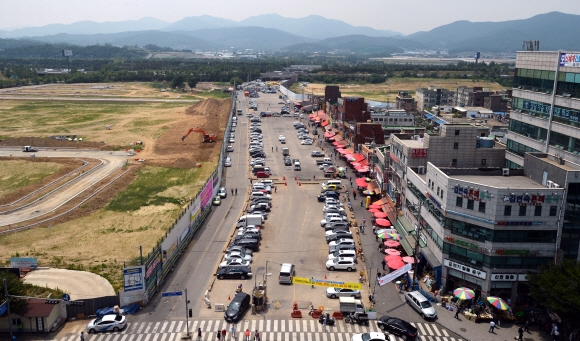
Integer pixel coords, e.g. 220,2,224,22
323,180,343,189
233,116,237,121
405,291,437,319
250,192,271,200
279,263,295,284
294,162,301,171
280,137,286,144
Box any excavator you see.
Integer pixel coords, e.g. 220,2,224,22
181,128,217,142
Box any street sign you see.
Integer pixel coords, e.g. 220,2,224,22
62,294,70,302
161,291,183,297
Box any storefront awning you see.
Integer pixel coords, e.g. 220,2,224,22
399,234,415,256
421,247,442,269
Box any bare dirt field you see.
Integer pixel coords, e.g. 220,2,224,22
293,79,507,102
0,86,231,291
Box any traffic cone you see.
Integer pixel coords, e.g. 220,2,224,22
285,181,287,186
283,175,286,180
299,181,301,186
324,275,327,280
228,295,231,300
294,175,297,180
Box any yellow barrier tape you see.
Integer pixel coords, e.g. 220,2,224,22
292,276,362,290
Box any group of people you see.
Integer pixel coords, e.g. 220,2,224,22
197,326,261,341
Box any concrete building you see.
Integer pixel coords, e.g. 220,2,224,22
401,162,563,302
505,51,580,259
484,93,510,112
370,109,415,126
396,91,417,113
415,87,455,111
324,85,341,105
454,86,493,108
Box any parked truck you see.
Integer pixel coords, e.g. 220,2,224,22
339,297,365,314
316,158,333,166
282,147,289,157
22,146,38,152
236,214,264,228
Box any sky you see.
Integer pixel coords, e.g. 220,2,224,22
1,0,580,35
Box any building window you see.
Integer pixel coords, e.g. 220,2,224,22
452,159,457,166
453,142,459,149
534,206,542,216
437,187,440,196
467,199,474,210
550,206,557,216
504,205,512,216
455,129,460,136
428,179,431,187
479,202,486,213
482,159,487,165
441,190,444,198
519,205,527,216
456,197,463,207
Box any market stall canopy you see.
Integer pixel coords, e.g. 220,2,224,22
454,287,475,300
369,204,383,209
385,248,401,256
373,211,388,218
387,259,406,270
402,256,415,264
376,219,391,227
385,240,400,248
486,296,509,310
384,255,402,262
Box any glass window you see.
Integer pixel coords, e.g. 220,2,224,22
519,205,527,216
454,142,459,149
482,159,487,165
566,73,576,83
504,206,512,216
467,199,474,210
550,206,557,216
455,130,460,136
576,73,580,84
456,197,463,207
479,202,486,213
535,206,542,216
441,190,444,198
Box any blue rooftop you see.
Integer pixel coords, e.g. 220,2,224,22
424,112,449,125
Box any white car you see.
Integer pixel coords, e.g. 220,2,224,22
323,205,345,212
320,217,346,226
324,199,343,207
325,230,352,237
351,333,395,341
224,251,252,262
326,287,361,299
224,159,232,167
328,239,355,247
219,259,251,269
229,138,235,143
328,250,357,261
226,145,234,152
326,257,356,271
279,135,285,141
255,180,274,187
301,140,313,145
86,315,127,333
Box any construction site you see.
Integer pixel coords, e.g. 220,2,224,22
0,83,232,291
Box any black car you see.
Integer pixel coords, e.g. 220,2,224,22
284,158,292,166
311,151,325,157
237,230,262,240
324,221,350,230
318,192,340,202
377,316,418,340
231,239,260,251
250,152,266,158
224,292,251,322
326,232,353,243
234,234,259,243
216,266,253,280
250,128,262,133
249,203,271,212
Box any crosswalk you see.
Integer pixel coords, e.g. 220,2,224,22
58,319,462,341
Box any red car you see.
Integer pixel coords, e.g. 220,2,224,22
256,171,270,178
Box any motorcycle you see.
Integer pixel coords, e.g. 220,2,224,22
318,314,335,326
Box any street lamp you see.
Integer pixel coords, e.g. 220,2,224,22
407,202,423,290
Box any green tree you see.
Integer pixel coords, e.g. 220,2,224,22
528,259,580,333
230,77,243,86
0,272,27,314
187,76,198,89
170,74,186,89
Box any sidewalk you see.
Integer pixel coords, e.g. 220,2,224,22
321,139,553,341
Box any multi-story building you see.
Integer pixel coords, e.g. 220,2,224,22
402,162,563,302
415,87,455,111
370,109,414,126
484,92,510,112
396,91,417,113
454,87,493,108
506,51,580,260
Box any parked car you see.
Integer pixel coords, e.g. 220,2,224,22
351,333,395,341
224,251,252,262
224,292,251,322
311,151,325,157
226,145,234,152
328,239,355,247
326,287,361,299
218,187,227,198
256,171,270,178
329,243,356,253
324,221,350,230
229,138,235,143
212,196,222,205
328,249,357,261
86,315,127,334
284,158,292,166
225,245,253,256
216,267,253,280
405,291,437,319
377,316,418,340
326,257,356,271
301,140,313,145
218,259,251,269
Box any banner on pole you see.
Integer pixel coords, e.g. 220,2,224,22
378,263,412,286
292,276,362,290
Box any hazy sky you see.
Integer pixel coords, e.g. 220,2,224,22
2,0,580,35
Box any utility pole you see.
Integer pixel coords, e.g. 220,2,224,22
4,279,13,339
408,203,422,290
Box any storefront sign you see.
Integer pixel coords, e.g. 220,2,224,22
522,99,580,123
491,273,528,282
444,236,491,254
453,185,491,201
415,225,427,245
378,263,413,286
411,149,427,158
493,249,542,256
375,166,384,186
501,193,560,206
444,259,487,280
425,191,442,208
560,53,580,67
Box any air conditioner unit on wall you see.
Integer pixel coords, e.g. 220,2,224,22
547,180,554,188
502,168,509,176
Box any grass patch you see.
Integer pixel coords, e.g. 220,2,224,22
201,90,231,99
106,165,211,211
0,160,63,197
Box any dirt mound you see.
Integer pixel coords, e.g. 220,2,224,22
151,98,231,168
1,137,106,149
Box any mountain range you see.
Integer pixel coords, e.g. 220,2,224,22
0,12,579,54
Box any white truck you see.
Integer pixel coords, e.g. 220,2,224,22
339,297,365,314
22,146,38,152
236,214,264,228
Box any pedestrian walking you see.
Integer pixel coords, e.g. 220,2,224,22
353,190,357,200
350,180,353,187
80,332,85,341
254,330,260,341
222,329,227,340
518,327,524,341
276,146,278,151
360,225,365,234
350,176,352,182
454,305,460,319
217,330,222,341
231,189,234,196
197,328,202,341
362,218,366,226
361,199,364,207
274,187,277,193
524,319,530,332
322,316,327,332
235,188,237,195
372,225,376,234
311,277,315,288
271,147,273,152
231,325,236,341
244,329,251,341
381,259,386,270
313,175,316,180
488,320,495,333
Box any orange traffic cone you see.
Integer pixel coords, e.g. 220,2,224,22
283,175,286,180
228,295,231,300
294,175,297,180
324,275,327,279
285,181,287,186
299,181,301,186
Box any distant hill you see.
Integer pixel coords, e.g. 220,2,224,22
235,14,402,39
409,12,580,52
1,17,168,39
163,15,236,31
283,35,424,55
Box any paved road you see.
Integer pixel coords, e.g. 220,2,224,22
0,148,127,227
0,95,198,103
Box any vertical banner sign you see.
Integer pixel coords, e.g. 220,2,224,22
123,266,145,291
200,179,214,208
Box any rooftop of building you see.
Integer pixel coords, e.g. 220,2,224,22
526,152,580,171
438,167,545,189
453,106,493,113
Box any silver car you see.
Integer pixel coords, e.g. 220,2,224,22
326,287,361,299
224,251,252,262
86,315,127,333
218,259,251,269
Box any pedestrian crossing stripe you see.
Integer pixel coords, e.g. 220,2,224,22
58,320,462,341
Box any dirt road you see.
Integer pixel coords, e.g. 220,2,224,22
0,148,128,227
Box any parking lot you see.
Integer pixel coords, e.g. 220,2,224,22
203,90,367,319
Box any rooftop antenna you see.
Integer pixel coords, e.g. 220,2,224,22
522,40,540,51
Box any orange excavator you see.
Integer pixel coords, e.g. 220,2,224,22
181,128,217,142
